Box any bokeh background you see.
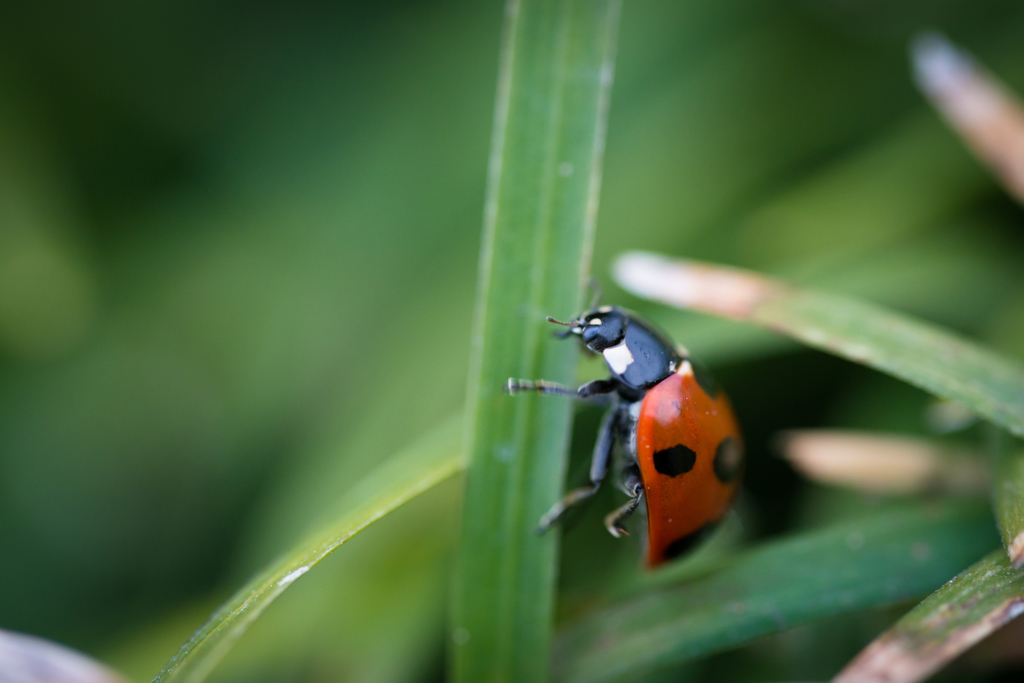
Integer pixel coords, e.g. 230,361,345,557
3,0,1024,681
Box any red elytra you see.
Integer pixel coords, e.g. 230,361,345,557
637,364,743,566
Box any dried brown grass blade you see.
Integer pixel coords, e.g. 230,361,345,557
834,550,1024,683
780,430,988,495
912,33,1024,204
613,252,1024,440
0,629,128,683
994,448,1024,569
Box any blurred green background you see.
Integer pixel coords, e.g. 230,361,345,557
3,0,1024,681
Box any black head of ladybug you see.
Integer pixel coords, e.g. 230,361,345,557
548,306,681,391
579,307,627,352
548,305,625,351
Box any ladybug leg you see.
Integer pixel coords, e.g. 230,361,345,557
506,377,618,401
506,379,576,397
536,408,618,533
604,465,644,538
577,378,618,399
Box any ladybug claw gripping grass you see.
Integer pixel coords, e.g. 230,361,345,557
508,304,744,567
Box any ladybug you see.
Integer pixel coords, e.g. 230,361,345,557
508,301,743,567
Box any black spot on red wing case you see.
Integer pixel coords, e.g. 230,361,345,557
653,444,697,477
713,437,742,483
662,523,717,560
688,358,718,397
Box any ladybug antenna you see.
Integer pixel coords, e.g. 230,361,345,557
546,315,580,339
587,278,602,310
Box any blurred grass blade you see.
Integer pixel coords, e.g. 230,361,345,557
912,33,1024,204
834,549,1024,683
553,501,997,683
995,448,1024,568
0,628,128,683
451,1,621,681
152,417,464,683
614,253,1024,439
780,430,988,495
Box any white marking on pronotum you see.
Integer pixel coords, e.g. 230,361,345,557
603,341,634,373
589,318,603,326
677,360,694,377
277,566,310,587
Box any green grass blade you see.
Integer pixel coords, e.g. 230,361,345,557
554,501,998,683
835,549,1024,683
451,1,621,682
995,448,1024,568
614,253,1024,438
151,416,464,683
